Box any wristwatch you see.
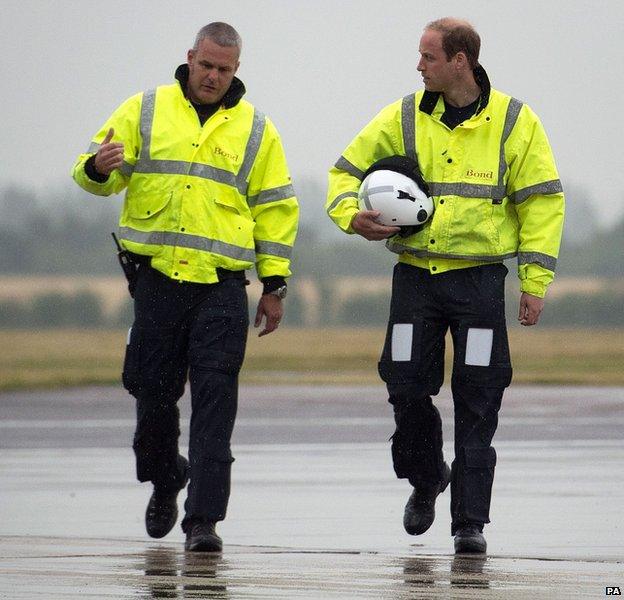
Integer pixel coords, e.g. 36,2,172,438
267,285,288,299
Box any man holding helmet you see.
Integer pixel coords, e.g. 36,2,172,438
326,17,564,554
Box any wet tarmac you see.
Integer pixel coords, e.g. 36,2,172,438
0,385,623,598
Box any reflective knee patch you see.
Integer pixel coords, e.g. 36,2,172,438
465,328,493,366
378,319,444,395
391,323,413,361
453,322,512,388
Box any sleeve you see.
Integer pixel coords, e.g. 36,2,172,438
247,116,299,280
71,92,143,196
326,100,404,233
506,104,565,298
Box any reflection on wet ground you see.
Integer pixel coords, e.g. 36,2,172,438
1,537,621,599
141,547,228,599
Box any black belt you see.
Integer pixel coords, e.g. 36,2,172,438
130,254,247,285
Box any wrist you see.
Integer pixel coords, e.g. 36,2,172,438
261,276,287,298
85,154,109,183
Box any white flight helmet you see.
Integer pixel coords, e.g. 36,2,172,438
358,156,433,227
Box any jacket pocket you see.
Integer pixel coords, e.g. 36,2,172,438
447,198,502,255
126,191,173,220
210,195,255,244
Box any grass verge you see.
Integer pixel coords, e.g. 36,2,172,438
1,327,622,391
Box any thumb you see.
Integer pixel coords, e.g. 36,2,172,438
102,128,115,144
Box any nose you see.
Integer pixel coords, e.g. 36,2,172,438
417,58,425,72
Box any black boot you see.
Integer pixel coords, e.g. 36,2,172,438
145,456,189,539
185,521,223,552
454,525,487,554
403,462,451,535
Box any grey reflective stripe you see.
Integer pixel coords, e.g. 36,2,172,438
190,162,237,186
119,227,256,262
335,156,364,180
87,142,101,153
133,159,189,175
429,182,506,199
501,98,523,144
255,240,292,259
385,240,429,258
132,158,237,186
401,95,417,160
326,191,359,214
236,109,266,195
386,239,517,263
518,251,557,271
498,98,523,196
119,161,135,177
508,179,563,205
248,183,295,207
139,89,157,160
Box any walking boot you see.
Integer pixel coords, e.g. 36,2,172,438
454,525,487,554
403,462,451,535
185,521,223,552
145,456,189,539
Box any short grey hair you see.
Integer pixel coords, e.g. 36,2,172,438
193,22,242,53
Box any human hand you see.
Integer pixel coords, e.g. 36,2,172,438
254,293,284,337
351,210,401,241
94,128,124,176
518,292,544,326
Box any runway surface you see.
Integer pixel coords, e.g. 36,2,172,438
0,384,622,598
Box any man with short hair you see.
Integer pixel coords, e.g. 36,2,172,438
326,17,564,553
73,22,298,552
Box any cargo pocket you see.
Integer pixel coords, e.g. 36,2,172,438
122,325,186,399
189,311,249,377
461,446,497,522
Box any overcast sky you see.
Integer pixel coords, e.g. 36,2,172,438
2,0,622,227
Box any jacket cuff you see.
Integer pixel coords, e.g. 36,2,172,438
84,155,109,183
519,279,546,298
261,276,286,295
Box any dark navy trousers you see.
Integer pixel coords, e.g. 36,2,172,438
122,264,248,531
378,262,512,534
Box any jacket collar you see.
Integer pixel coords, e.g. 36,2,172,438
174,63,246,109
419,64,491,116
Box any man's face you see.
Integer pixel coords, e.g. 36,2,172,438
186,37,240,105
417,29,456,93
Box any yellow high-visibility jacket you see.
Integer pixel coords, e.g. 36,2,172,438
73,73,298,284
327,68,564,298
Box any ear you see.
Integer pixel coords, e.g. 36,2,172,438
187,49,194,66
454,51,468,70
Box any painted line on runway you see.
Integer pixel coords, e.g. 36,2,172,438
0,416,622,429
